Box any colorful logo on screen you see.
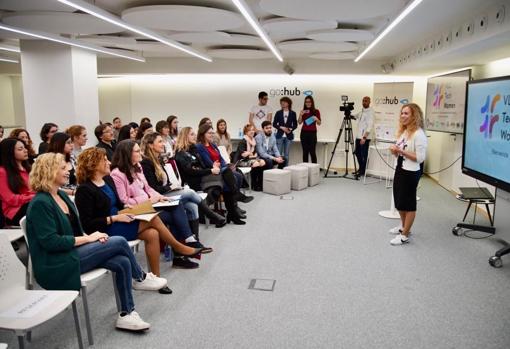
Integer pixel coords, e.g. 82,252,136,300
479,94,500,138
432,84,444,108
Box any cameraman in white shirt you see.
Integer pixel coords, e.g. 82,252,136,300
354,96,374,176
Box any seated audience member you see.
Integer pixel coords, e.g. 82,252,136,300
140,133,226,230
113,117,122,141
233,124,266,191
38,122,58,154
255,121,286,169
195,124,253,202
273,96,297,163
95,123,116,161
175,127,246,225
140,117,151,125
129,122,139,136
66,125,88,164
48,132,77,195
110,140,210,265
9,128,37,164
118,124,137,142
155,120,174,161
166,115,179,143
214,118,233,155
75,148,199,287
136,122,153,143
26,153,166,331
0,138,36,226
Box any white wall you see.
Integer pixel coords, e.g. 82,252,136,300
98,74,427,167
0,75,16,128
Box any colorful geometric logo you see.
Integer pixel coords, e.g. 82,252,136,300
432,84,444,108
479,94,501,138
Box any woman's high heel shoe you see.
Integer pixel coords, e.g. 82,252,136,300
175,247,204,259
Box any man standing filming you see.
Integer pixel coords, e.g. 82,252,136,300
354,96,374,177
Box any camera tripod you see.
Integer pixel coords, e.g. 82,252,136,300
324,114,358,180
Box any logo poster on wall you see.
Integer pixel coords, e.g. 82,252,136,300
373,82,414,141
425,69,470,134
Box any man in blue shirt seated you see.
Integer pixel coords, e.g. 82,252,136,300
255,121,286,169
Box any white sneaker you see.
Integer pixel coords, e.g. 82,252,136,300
389,226,403,234
132,272,167,291
116,311,150,331
390,234,409,245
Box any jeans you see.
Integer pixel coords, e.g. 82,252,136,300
165,187,201,220
300,131,317,163
276,137,291,164
264,157,286,169
76,236,142,313
354,138,370,175
157,201,193,241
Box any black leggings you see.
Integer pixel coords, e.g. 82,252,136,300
5,202,30,226
300,131,317,163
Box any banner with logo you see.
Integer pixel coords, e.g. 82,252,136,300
373,82,414,141
425,69,470,134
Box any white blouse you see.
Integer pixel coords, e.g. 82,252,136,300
394,128,427,172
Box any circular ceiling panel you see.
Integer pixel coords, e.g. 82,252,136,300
307,29,374,42
208,48,272,59
0,1,74,11
169,31,232,44
260,0,405,21
262,18,337,35
2,12,123,35
309,52,357,60
122,5,245,32
278,40,357,52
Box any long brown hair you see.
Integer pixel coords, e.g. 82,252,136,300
396,103,425,138
216,118,230,141
197,124,213,144
140,132,165,182
9,128,36,158
111,139,141,183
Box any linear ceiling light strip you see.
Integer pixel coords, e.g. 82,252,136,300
355,0,423,62
0,44,20,53
0,57,19,63
57,0,212,62
0,23,145,62
231,0,283,62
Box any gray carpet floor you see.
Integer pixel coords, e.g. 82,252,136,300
2,176,510,349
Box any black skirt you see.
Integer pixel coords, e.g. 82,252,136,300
393,166,420,212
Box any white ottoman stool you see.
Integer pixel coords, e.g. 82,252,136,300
283,165,308,191
297,163,321,186
263,169,291,195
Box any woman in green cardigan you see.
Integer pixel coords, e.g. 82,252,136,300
26,153,167,332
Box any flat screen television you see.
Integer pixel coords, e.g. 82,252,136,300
462,75,510,192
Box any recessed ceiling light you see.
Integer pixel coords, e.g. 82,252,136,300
231,0,283,62
57,0,212,62
0,22,145,62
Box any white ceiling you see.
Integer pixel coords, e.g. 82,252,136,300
0,0,509,74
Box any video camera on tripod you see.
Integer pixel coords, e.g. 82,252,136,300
339,95,355,119
324,95,358,179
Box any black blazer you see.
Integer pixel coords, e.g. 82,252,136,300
232,139,259,164
96,141,116,161
175,145,212,191
75,176,124,234
140,158,172,195
273,109,298,140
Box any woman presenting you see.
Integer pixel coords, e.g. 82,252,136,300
298,96,321,163
389,103,427,246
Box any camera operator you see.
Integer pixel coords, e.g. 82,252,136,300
353,96,374,176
